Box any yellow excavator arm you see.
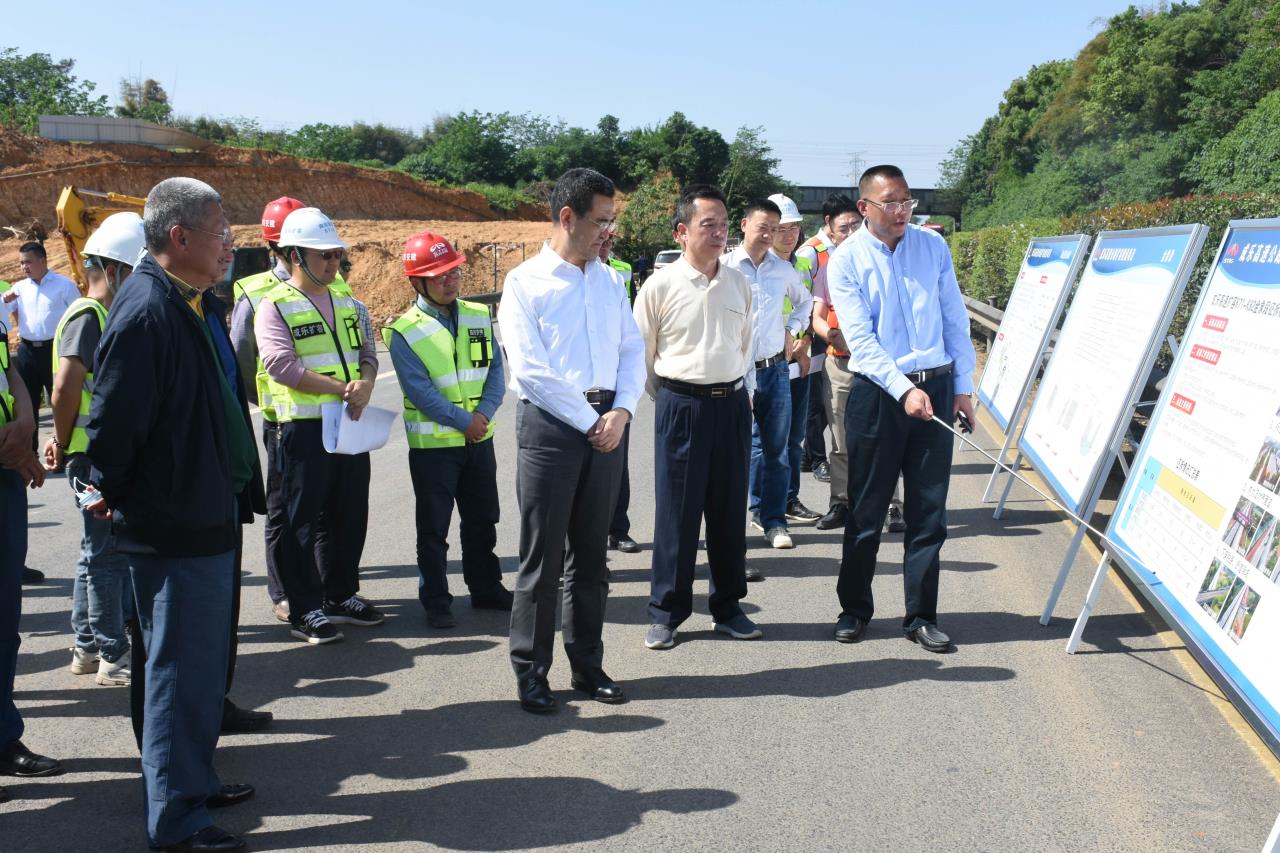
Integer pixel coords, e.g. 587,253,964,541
55,187,145,288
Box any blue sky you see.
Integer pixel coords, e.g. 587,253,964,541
10,1,1146,189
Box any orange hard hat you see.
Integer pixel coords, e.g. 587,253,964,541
261,196,305,243
403,231,466,278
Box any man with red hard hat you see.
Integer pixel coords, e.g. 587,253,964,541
384,232,512,629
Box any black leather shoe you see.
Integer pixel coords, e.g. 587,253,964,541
0,740,63,777
608,534,641,554
221,702,272,734
517,676,557,714
426,608,457,629
812,461,831,483
834,614,866,643
156,825,246,852
815,502,847,530
570,668,626,704
470,587,514,611
207,782,255,809
21,567,44,584
906,623,951,652
745,565,764,582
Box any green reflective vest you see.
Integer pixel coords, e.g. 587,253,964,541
51,297,108,454
0,330,13,427
263,284,363,422
383,299,495,449
782,255,813,336
607,256,633,299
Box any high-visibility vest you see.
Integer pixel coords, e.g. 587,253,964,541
800,235,830,271
782,254,813,325
383,299,495,449
262,284,363,422
607,257,633,299
0,326,13,427
51,297,108,454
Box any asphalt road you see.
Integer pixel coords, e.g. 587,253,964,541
5,348,1279,852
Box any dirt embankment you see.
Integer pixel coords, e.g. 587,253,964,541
0,133,544,228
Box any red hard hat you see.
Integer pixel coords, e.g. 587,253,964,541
261,196,305,243
403,231,466,278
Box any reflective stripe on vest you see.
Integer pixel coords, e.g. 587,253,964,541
232,270,283,421
263,284,362,422
801,236,830,271
0,328,12,426
382,299,495,449
52,298,108,454
782,254,813,320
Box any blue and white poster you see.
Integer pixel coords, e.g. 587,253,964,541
1108,220,1280,745
977,235,1088,432
1019,226,1205,512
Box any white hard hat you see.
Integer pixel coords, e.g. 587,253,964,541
84,212,147,268
277,207,347,251
769,193,803,224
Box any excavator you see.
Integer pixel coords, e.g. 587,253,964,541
55,186,269,306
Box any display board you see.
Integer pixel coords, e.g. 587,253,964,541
1018,226,1207,513
976,235,1089,433
1106,219,1280,749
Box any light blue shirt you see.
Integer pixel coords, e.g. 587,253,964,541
826,223,976,402
722,245,812,364
387,295,505,433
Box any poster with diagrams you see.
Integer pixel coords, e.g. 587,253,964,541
976,235,1089,433
1018,226,1206,512
1108,219,1280,744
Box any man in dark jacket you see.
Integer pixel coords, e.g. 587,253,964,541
85,177,255,853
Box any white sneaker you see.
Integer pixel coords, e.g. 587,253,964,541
96,656,131,686
766,528,794,549
69,646,99,675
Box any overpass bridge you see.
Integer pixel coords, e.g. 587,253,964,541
794,185,961,226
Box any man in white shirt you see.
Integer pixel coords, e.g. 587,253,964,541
723,200,812,553
498,168,645,714
3,242,80,450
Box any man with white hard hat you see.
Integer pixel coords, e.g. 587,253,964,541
255,207,382,644
45,212,145,689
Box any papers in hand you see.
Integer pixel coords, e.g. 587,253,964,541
321,402,396,455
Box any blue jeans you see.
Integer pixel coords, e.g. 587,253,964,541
130,549,234,847
0,469,26,747
67,456,132,663
787,374,809,503
748,360,792,530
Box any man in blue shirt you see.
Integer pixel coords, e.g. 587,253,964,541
385,231,512,630
825,165,976,652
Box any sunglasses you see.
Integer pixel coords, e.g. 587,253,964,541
315,250,344,261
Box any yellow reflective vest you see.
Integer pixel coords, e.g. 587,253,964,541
51,297,109,454
262,284,363,422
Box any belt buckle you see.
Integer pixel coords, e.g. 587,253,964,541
710,387,727,398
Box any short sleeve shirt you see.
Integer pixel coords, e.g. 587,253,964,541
58,310,103,367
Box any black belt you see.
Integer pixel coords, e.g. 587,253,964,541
902,362,953,385
754,351,785,369
660,378,744,398
21,339,52,348
583,388,616,410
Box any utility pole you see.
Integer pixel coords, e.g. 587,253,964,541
848,150,866,183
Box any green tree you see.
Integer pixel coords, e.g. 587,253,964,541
399,111,517,184
285,123,361,162
117,77,172,124
1191,87,1280,192
615,176,680,259
0,47,109,131
719,126,790,223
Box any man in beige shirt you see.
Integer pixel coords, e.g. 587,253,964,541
632,184,762,651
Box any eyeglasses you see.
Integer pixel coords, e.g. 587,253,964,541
584,216,617,232
181,223,233,244
315,250,344,261
862,198,919,216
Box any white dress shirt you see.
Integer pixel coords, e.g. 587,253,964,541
498,242,646,433
8,270,80,340
722,245,812,364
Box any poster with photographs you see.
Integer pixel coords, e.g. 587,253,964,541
1109,220,1280,743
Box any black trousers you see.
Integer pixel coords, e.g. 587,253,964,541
131,528,242,750
837,373,954,631
273,420,369,618
648,385,750,627
609,423,631,537
261,422,287,606
805,369,828,464
508,401,623,679
14,340,52,450
408,440,503,613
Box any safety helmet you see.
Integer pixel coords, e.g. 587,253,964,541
261,196,305,243
277,207,347,251
769,193,803,224
83,212,147,268
403,231,466,278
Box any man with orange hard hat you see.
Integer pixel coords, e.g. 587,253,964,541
384,232,513,629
